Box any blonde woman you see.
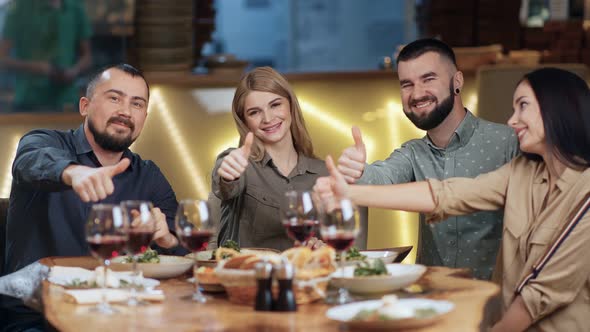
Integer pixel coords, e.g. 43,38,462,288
212,67,327,251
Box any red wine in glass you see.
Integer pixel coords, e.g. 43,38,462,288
127,230,153,254
324,232,356,251
87,235,128,260
180,230,212,252
284,219,317,243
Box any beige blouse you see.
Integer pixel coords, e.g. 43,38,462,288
427,155,590,332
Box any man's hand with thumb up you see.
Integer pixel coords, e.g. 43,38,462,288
62,158,131,202
217,132,254,181
337,126,367,184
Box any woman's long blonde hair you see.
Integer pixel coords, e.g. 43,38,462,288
232,66,315,161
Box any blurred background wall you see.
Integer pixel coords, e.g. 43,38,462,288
1,0,590,262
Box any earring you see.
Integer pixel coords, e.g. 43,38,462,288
455,88,460,94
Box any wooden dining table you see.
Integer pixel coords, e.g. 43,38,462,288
41,256,500,331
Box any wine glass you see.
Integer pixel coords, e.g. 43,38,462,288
121,200,156,306
319,198,359,304
280,190,320,245
175,199,215,303
86,204,129,314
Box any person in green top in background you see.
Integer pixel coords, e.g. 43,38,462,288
0,0,92,112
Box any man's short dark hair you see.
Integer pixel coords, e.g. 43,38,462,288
85,63,150,99
396,38,457,67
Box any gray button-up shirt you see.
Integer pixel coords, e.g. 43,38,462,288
359,110,520,279
213,150,328,251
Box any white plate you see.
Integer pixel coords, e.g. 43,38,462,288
111,255,193,279
119,275,160,289
345,251,398,266
189,250,218,268
326,298,454,330
49,266,160,289
330,264,426,294
188,248,281,268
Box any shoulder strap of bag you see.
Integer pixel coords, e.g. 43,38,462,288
515,193,590,295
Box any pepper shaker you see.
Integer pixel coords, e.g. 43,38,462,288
254,261,274,311
274,259,297,312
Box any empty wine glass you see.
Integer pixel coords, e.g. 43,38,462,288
319,198,359,304
175,199,215,303
121,200,155,306
280,190,320,245
86,204,129,314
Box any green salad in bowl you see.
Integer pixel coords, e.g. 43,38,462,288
122,248,160,263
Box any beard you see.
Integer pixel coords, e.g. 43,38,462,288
87,116,136,152
403,81,455,131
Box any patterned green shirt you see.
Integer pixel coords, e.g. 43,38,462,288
359,110,520,279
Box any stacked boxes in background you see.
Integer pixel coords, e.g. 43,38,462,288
416,0,476,47
476,0,522,51
580,23,590,66
416,0,521,49
544,20,583,63
418,0,590,66
522,20,589,65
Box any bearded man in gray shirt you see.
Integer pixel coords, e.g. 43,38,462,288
337,38,520,279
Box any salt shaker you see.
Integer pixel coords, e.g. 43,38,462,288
254,261,274,311
274,259,297,312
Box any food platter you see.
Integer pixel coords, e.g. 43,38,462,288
326,298,454,330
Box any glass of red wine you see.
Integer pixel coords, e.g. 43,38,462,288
281,190,320,245
121,200,155,306
319,198,359,305
85,204,129,314
175,199,214,303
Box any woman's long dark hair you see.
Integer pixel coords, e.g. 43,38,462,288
521,68,590,169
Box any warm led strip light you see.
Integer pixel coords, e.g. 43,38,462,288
213,135,240,160
466,93,478,115
385,100,423,250
0,89,210,201
1,135,21,198
150,88,208,199
299,99,376,160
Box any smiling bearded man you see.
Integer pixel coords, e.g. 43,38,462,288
335,38,520,280
2,64,187,331
404,79,455,131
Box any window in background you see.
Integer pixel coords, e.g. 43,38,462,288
209,0,417,72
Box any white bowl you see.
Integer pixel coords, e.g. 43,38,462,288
344,251,398,266
362,251,398,263
326,298,454,330
111,255,193,279
330,264,426,294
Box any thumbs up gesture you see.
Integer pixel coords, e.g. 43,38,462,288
62,158,131,202
337,126,367,184
218,132,254,181
315,155,350,200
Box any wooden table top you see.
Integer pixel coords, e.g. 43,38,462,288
41,256,500,332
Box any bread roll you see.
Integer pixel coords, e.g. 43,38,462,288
239,256,263,270
281,247,312,269
223,254,256,269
